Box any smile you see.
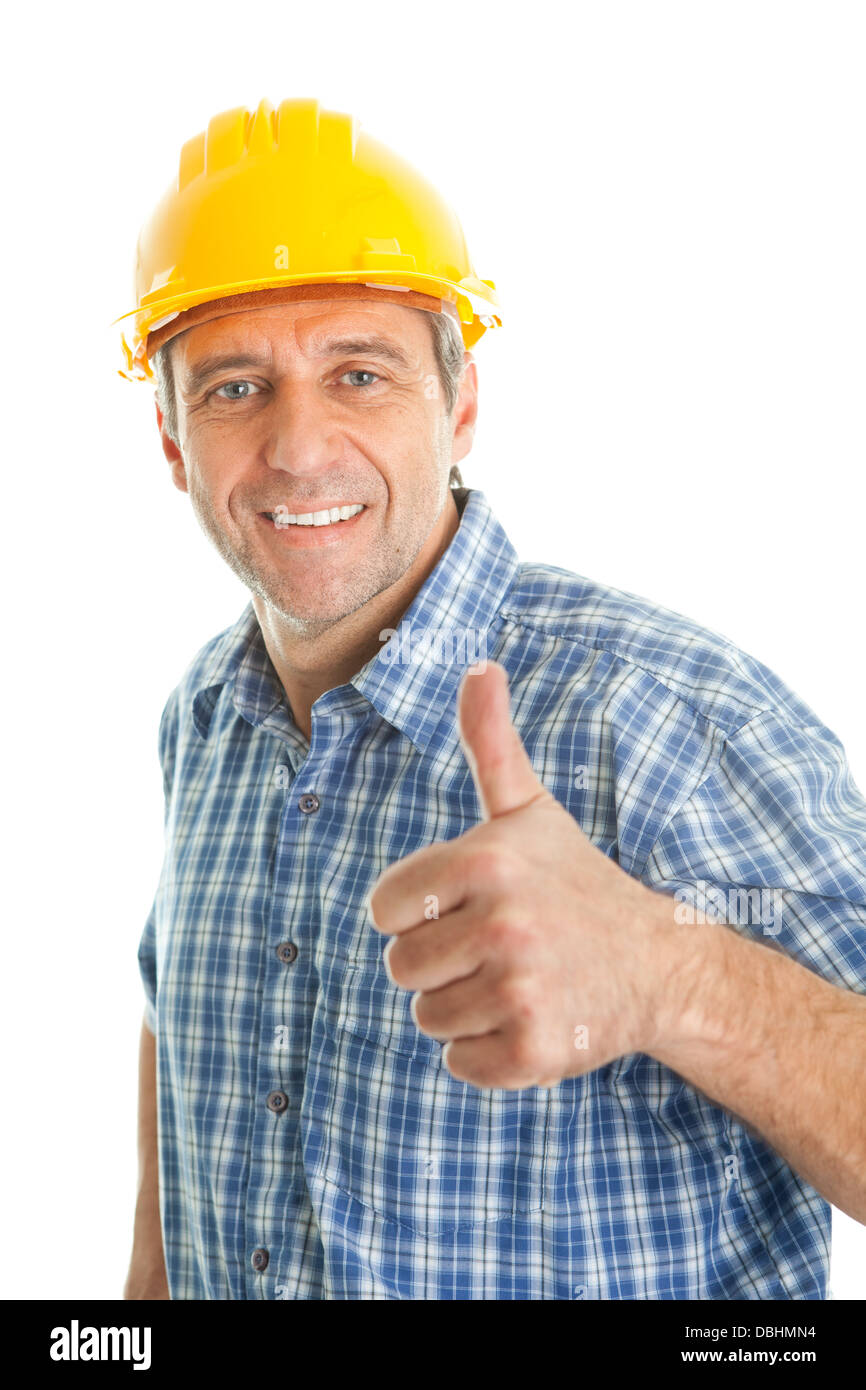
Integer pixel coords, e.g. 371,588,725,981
264,504,366,528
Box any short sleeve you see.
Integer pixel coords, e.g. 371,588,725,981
641,709,866,994
139,900,157,1035
137,688,180,1033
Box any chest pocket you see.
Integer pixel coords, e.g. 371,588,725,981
311,967,550,1239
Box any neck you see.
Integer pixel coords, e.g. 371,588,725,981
252,491,461,739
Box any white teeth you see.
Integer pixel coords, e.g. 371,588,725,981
269,504,364,528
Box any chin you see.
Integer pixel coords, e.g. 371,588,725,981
256,584,362,629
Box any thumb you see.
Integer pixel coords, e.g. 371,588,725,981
457,660,547,821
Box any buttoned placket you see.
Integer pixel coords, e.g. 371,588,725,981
242,687,371,1298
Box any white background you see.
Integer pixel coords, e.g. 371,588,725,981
1,0,863,1299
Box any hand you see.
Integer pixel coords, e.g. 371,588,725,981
366,660,674,1090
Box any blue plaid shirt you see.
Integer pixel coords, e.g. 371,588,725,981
139,486,866,1300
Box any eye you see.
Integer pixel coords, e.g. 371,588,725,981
212,380,261,400
338,369,381,388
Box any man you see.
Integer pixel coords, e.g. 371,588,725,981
121,98,866,1301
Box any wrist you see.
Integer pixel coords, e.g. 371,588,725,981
638,886,722,1061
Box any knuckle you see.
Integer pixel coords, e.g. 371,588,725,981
498,974,539,1020
467,844,516,890
481,909,526,953
503,1026,544,1082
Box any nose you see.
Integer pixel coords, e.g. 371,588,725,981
263,377,345,476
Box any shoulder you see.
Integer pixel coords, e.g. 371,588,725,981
498,561,824,737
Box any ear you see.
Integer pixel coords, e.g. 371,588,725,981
450,353,478,467
155,397,188,494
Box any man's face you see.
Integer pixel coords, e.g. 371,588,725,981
157,299,476,634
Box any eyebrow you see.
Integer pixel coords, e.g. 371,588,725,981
180,334,416,398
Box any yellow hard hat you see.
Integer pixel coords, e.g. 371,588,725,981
114,97,502,382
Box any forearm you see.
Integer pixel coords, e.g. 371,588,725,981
648,901,866,1225
124,1015,169,1299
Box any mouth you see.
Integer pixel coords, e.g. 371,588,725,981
263,503,366,528
256,502,369,547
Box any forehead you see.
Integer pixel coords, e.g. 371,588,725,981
174,299,432,370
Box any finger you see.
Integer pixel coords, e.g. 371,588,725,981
457,661,547,821
443,1028,552,1091
366,839,472,935
383,904,489,991
411,962,508,1042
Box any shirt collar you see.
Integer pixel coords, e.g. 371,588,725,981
191,487,520,754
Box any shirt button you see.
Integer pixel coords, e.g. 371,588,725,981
298,792,320,814
251,1248,269,1272
276,941,298,965
266,1090,289,1113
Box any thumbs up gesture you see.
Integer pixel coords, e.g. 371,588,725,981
367,661,676,1090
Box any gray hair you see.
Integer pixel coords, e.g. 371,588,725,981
151,306,468,488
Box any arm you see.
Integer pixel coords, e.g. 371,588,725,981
638,708,866,1225
649,904,866,1225
384,669,866,1221
123,1013,170,1299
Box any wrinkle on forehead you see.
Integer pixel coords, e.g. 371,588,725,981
179,301,430,368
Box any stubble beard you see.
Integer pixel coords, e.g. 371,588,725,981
187,459,452,640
